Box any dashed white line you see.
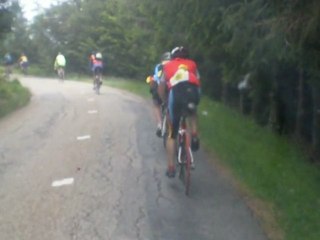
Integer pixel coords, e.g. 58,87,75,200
52,178,74,187
88,110,98,114
77,135,91,140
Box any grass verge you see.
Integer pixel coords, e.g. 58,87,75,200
104,79,320,240
0,77,31,118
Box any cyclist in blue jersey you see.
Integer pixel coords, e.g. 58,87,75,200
150,52,171,137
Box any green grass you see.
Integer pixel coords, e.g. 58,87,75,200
103,80,320,240
198,97,320,240
105,76,150,98
0,76,31,118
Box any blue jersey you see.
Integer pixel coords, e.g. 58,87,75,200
153,63,163,84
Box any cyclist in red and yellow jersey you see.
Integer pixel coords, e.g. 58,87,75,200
158,46,201,178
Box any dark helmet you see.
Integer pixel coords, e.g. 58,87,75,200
161,52,171,61
170,46,189,59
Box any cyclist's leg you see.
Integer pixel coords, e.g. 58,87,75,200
165,88,182,177
97,67,102,84
183,83,201,151
152,86,162,137
92,66,96,88
63,67,65,79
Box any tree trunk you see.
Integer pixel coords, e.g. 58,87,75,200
222,81,229,105
268,90,278,132
311,86,320,162
295,69,304,139
239,91,244,114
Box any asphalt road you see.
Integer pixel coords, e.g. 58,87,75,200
0,77,268,240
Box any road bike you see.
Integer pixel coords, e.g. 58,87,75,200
93,67,102,94
176,104,195,196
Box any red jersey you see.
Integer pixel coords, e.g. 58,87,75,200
163,58,200,89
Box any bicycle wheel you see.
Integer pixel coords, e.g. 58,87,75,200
94,68,102,94
94,75,100,94
184,132,192,195
177,119,192,195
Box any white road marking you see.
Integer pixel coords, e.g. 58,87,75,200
88,110,98,114
77,135,91,140
51,178,74,187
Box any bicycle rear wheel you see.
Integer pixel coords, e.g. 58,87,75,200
94,68,102,94
184,133,192,195
94,75,100,94
177,131,192,195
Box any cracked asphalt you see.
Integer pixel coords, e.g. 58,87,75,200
0,77,268,240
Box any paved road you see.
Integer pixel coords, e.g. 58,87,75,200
0,77,268,240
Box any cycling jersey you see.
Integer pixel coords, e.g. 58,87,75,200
153,60,169,84
20,55,28,63
55,54,66,67
162,58,200,89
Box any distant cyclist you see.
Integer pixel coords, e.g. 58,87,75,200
149,52,171,137
146,74,163,136
3,52,14,78
54,52,66,79
19,53,29,75
90,51,103,89
158,46,201,178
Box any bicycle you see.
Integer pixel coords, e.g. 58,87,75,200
93,67,102,94
176,103,196,196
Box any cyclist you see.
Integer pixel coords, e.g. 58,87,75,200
158,46,201,178
54,52,66,78
90,51,103,89
149,52,171,137
146,73,163,136
3,52,14,77
19,53,29,74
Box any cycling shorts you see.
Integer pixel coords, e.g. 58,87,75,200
20,62,29,68
92,62,103,73
167,82,200,139
93,66,103,75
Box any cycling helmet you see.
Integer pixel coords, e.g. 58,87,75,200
161,52,171,61
95,52,102,59
170,46,189,59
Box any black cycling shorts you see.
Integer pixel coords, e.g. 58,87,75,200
168,82,200,139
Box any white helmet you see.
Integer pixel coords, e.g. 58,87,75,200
95,52,102,59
